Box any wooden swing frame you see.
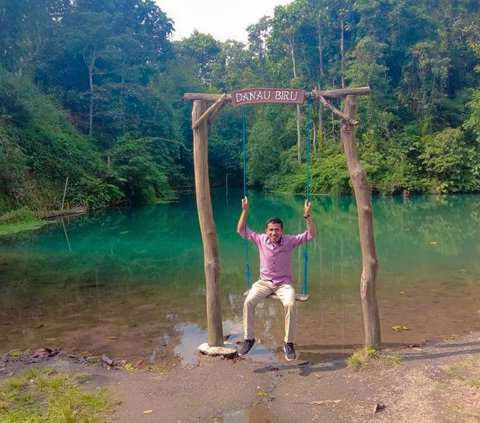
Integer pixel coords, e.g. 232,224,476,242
184,86,380,352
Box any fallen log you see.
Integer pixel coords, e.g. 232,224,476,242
36,206,86,219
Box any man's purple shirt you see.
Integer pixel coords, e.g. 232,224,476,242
240,226,314,286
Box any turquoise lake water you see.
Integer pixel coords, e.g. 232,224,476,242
1,191,479,365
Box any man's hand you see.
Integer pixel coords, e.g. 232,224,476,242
303,199,316,238
304,200,311,217
237,197,249,234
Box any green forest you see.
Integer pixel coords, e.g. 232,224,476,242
1,0,480,214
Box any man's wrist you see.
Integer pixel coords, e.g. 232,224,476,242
303,214,310,218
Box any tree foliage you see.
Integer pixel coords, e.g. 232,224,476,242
1,0,480,213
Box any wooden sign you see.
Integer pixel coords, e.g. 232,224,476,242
231,88,305,107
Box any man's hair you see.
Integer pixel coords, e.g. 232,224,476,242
265,217,283,229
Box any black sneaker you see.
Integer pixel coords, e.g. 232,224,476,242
238,339,255,356
283,342,296,361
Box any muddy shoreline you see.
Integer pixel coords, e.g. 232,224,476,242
1,330,479,422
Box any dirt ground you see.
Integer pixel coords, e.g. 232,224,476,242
1,331,480,422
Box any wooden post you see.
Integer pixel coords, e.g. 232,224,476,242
61,176,69,211
192,100,224,347
341,95,381,348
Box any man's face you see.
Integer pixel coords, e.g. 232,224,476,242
266,223,283,243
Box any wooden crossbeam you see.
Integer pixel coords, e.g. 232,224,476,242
310,87,370,99
184,87,370,103
318,95,357,125
192,93,227,129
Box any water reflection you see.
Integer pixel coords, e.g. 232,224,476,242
217,405,285,423
0,192,479,366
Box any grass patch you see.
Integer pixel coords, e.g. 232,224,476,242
120,362,168,373
0,207,45,236
347,347,380,369
0,367,113,422
448,360,479,372
381,352,403,366
0,220,45,236
455,375,480,388
450,404,480,422
0,207,36,224
347,347,403,369
144,364,168,373
435,381,450,390
447,360,480,387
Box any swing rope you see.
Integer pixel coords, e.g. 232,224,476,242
242,107,252,288
242,99,312,296
302,94,312,296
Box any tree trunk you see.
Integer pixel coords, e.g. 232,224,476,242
289,36,297,79
317,84,324,150
192,100,224,347
312,119,317,154
296,104,302,163
317,15,324,78
84,46,96,137
288,36,302,164
340,18,346,89
88,62,94,136
341,95,381,348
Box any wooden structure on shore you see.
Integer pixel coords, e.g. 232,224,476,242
184,86,380,354
36,206,86,219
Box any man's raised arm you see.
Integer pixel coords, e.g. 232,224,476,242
304,200,316,239
237,197,249,235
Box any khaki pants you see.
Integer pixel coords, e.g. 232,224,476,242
243,279,296,343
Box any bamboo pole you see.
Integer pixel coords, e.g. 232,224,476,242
61,176,69,211
340,95,381,348
192,100,224,347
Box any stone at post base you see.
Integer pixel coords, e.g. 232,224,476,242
197,343,237,359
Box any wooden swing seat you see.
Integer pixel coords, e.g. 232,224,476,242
243,290,310,302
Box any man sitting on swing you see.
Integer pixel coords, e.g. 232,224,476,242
237,196,316,361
